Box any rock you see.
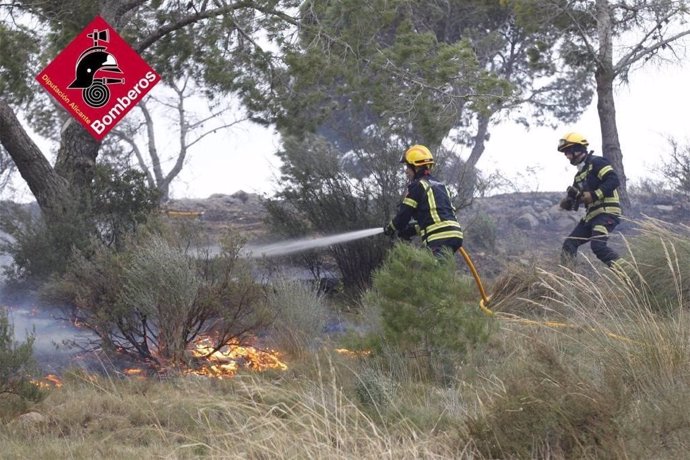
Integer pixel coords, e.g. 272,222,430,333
516,213,539,230
16,411,47,425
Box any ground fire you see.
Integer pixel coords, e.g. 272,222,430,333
185,336,288,378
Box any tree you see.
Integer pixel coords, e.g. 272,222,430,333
0,0,298,226
109,75,249,202
275,0,598,204
264,134,393,294
513,0,690,208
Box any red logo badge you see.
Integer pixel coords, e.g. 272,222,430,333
36,16,160,140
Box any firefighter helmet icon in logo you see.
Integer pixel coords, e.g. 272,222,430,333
67,28,125,108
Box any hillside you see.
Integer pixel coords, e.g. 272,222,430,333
166,189,690,277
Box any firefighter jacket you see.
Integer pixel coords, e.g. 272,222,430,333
391,173,463,245
573,153,622,222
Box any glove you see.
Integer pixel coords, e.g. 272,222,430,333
581,191,594,205
398,224,418,241
559,196,574,211
566,185,582,201
383,222,396,237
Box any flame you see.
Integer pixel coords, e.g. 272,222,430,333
32,373,63,389
185,336,287,379
335,348,372,357
124,368,144,376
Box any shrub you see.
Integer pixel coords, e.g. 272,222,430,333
0,308,44,410
0,166,158,285
0,203,90,286
50,226,267,366
264,278,328,358
363,243,493,379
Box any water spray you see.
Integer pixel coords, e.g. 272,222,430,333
241,227,383,258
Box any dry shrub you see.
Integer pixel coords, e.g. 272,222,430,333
466,333,622,459
50,226,267,366
624,217,690,313
487,262,559,317
264,278,328,358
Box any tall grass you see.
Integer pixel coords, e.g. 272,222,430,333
4,218,690,458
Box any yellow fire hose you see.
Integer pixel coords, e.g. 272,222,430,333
458,247,494,317
457,247,634,343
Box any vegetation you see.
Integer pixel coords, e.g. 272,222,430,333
0,218,689,458
49,223,268,366
0,308,44,414
2,1,690,457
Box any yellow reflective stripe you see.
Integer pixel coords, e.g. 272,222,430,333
402,197,417,208
584,206,622,221
598,165,613,179
595,189,604,200
424,220,462,234
426,185,441,223
575,165,593,182
425,230,464,242
603,197,619,204
592,225,608,235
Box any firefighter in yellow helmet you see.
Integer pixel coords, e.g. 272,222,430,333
383,145,463,256
557,132,622,267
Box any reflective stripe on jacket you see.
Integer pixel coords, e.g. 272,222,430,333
574,154,622,222
392,174,463,244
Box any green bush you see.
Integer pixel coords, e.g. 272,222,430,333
0,203,89,286
0,308,44,411
50,226,267,366
0,166,158,285
363,243,493,377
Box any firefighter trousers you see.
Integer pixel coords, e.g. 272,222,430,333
561,214,620,267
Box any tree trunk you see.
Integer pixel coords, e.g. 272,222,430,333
54,119,102,208
456,114,490,206
0,99,73,221
595,0,630,210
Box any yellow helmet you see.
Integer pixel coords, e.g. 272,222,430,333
401,144,434,167
557,132,589,152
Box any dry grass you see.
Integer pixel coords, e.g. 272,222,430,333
0,360,472,459
3,218,690,458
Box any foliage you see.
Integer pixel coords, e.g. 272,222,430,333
264,278,328,358
0,308,44,410
264,134,392,294
0,202,90,285
0,165,159,284
661,137,690,196
90,164,160,249
364,243,493,377
50,225,267,365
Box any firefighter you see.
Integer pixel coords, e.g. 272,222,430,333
383,144,463,256
557,132,622,267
